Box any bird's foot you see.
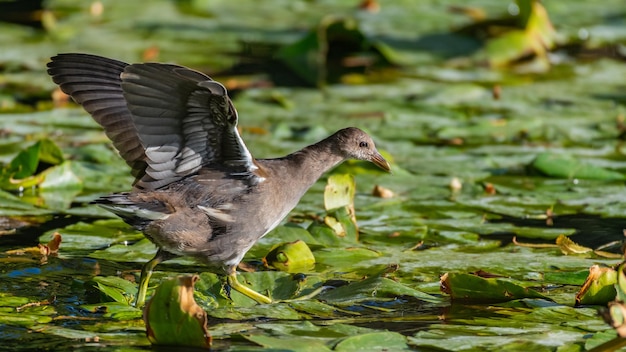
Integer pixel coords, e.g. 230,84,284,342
226,273,272,304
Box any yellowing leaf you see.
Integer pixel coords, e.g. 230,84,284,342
556,235,592,255
486,0,557,67
324,174,356,211
575,265,617,306
264,240,315,273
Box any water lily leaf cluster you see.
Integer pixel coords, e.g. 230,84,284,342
1,0,626,350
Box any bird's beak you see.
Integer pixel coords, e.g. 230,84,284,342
371,152,391,172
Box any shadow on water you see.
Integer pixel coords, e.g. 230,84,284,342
1,214,87,248
490,214,626,249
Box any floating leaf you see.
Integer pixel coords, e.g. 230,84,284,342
320,276,442,304
485,0,557,67
144,275,211,349
556,234,593,255
613,263,626,303
441,272,549,303
264,240,315,273
5,232,61,258
80,302,142,320
309,206,359,245
333,331,410,352
324,174,356,211
314,247,381,268
575,265,617,306
246,334,332,352
530,153,625,181
86,276,136,304
0,139,65,190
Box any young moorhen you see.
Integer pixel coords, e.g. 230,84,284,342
47,53,390,306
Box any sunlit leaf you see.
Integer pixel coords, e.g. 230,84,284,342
0,139,65,190
575,265,617,306
556,234,593,255
264,240,316,273
144,275,211,349
485,0,557,67
333,331,410,351
309,206,359,245
324,174,355,211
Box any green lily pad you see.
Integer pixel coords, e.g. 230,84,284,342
334,331,410,352
320,276,442,304
441,272,550,303
86,276,137,305
0,138,65,190
530,152,625,181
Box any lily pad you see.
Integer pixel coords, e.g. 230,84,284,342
530,152,625,181
441,272,550,303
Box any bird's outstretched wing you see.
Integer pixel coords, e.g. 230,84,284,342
47,53,256,190
47,53,148,182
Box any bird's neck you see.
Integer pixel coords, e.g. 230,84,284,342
257,135,345,195
286,136,345,186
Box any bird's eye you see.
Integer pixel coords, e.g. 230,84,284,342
359,141,369,148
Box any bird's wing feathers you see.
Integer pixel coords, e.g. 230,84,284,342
47,53,256,190
47,54,148,181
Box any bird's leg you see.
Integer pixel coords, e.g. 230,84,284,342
226,268,272,304
134,249,177,307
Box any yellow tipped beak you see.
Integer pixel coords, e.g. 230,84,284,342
371,153,391,172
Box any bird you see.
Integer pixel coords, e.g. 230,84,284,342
47,53,391,307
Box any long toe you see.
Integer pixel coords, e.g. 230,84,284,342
226,273,272,304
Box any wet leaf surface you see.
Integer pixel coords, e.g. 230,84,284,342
144,275,211,348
